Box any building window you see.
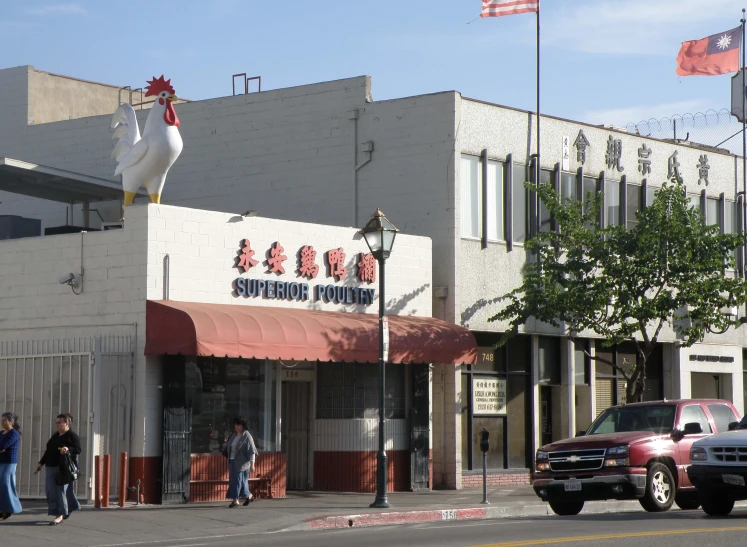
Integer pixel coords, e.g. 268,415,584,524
626,184,641,230
460,155,481,238
462,334,532,471
605,180,620,227
646,185,657,208
539,169,553,233
594,342,662,415
513,163,528,243
689,194,701,213
460,154,505,241
706,197,720,227
184,357,278,454
316,363,405,420
561,172,577,202
725,200,738,264
487,160,504,241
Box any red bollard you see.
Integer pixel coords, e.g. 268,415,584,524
102,454,111,508
94,455,102,509
118,452,128,508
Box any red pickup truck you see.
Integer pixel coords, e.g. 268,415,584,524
532,399,741,516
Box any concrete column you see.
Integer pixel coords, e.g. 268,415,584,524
531,336,540,462
560,338,575,440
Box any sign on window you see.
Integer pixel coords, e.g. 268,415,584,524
472,377,507,415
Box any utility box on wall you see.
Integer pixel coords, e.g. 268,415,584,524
0,215,41,240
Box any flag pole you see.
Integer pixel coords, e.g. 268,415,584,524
535,2,541,260
742,9,746,279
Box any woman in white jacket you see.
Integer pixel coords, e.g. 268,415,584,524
223,417,258,508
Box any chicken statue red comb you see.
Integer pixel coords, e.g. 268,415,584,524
144,75,176,97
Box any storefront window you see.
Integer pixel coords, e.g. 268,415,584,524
462,334,530,470
186,357,277,454
316,363,405,420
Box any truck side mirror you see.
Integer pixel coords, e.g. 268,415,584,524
480,428,490,453
576,430,586,437
683,422,703,435
729,421,739,431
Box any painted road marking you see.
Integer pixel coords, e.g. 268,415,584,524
471,525,747,547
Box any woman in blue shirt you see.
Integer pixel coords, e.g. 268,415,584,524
0,412,23,520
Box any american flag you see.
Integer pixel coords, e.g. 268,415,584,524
481,0,539,17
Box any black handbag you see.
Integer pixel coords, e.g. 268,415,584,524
55,452,79,485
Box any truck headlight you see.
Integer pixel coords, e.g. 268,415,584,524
606,445,629,457
690,446,707,462
535,450,550,472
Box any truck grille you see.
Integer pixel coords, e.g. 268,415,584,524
548,449,606,472
711,447,747,463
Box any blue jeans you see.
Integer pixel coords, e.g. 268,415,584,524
226,459,249,500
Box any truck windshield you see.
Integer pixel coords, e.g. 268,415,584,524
587,405,676,435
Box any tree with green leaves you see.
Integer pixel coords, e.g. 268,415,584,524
490,177,747,403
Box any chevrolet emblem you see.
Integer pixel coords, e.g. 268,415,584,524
567,455,581,463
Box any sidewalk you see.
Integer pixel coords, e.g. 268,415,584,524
0,487,733,547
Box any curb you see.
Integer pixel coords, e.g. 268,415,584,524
283,500,647,531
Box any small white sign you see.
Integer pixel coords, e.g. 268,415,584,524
562,135,571,171
382,316,390,362
472,377,507,415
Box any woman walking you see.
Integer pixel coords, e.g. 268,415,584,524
0,412,22,521
224,417,257,508
36,413,81,525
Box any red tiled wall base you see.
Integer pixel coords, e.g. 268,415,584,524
129,457,162,504
461,472,531,488
189,452,287,502
314,450,410,492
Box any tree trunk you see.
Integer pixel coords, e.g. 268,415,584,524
625,354,647,403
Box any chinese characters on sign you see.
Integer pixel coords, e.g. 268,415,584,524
357,253,376,283
668,151,681,179
574,130,590,165
237,240,259,272
562,135,570,171
638,144,652,176
697,154,710,185
234,240,376,305
298,245,319,279
267,242,287,274
472,378,506,415
605,135,624,172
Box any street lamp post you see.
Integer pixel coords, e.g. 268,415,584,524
360,208,399,509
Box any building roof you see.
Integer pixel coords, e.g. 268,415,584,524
0,157,145,203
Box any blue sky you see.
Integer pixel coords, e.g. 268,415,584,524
1,1,744,129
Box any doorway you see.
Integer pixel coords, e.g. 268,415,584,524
691,372,732,401
281,382,311,490
539,386,553,447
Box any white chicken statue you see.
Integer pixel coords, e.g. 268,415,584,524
110,75,183,211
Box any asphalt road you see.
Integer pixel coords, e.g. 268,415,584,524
80,508,747,547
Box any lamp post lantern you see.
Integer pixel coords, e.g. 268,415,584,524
360,208,398,509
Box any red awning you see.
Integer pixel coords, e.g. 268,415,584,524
145,300,476,365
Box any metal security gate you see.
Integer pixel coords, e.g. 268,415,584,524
410,364,430,491
0,339,93,501
281,382,311,490
162,407,192,504
95,336,135,501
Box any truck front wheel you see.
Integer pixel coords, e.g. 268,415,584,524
548,500,584,516
700,494,734,517
639,462,675,512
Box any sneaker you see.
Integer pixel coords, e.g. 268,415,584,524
228,501,239,508
243,496,254,506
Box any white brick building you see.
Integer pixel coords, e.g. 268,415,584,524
1,65,746,493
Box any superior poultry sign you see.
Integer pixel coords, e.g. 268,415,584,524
232,239,376,305
472,378,507,416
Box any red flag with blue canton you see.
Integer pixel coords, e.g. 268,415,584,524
676,27,741,76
